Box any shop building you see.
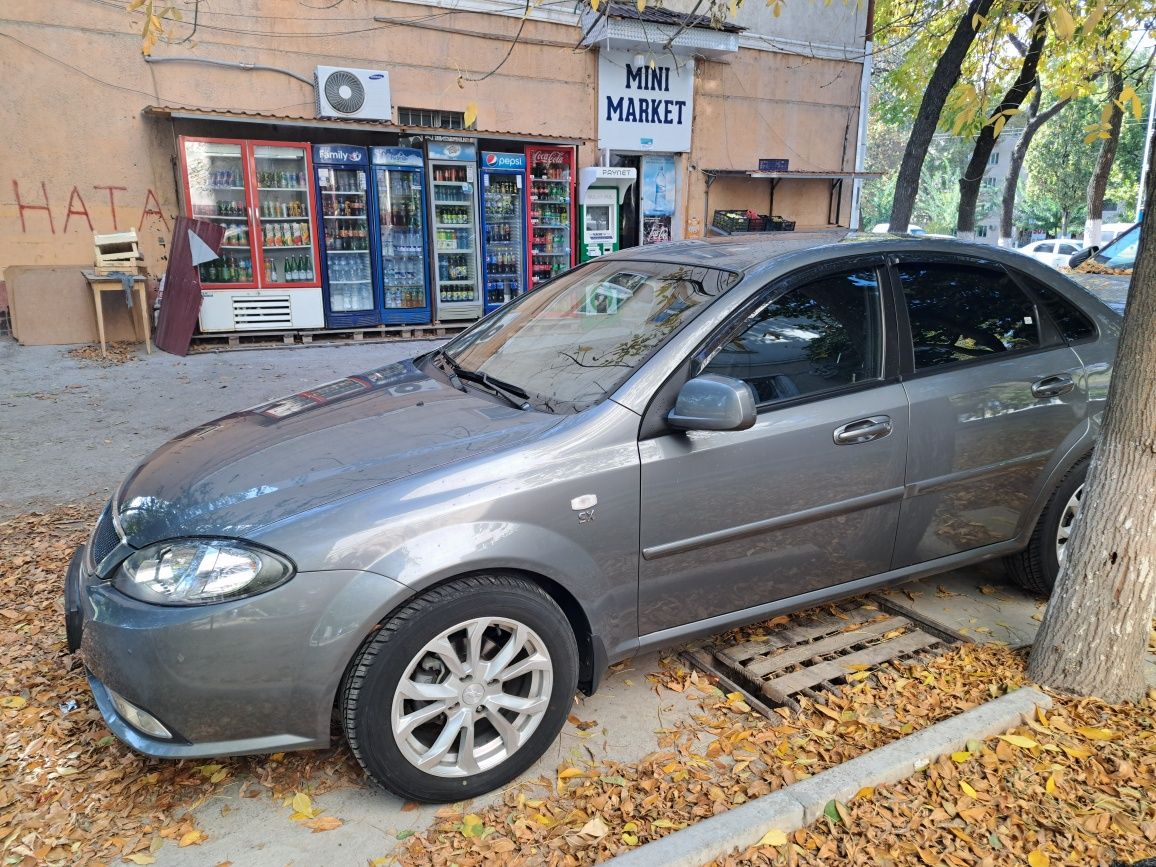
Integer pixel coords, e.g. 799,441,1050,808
2,0,873,340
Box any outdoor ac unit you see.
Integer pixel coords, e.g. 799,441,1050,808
315,66,392,121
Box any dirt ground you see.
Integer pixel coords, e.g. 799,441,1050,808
0,337,441,517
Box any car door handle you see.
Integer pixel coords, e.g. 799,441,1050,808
1031,374,1075,398
833,416,892,445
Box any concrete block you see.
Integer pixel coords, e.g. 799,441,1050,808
608,791,803,867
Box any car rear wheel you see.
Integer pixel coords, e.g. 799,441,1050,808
341,574,578,802
1005,456,1089,596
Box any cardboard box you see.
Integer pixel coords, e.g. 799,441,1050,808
5,265,147,346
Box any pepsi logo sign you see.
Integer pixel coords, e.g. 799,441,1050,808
485,153,498,166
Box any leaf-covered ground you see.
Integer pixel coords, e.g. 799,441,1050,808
2,505,1154,866
0,506,359,865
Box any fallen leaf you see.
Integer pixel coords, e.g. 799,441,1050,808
178,830,206,847
580,815,609,839
998,734,1038,749
1076,726,1117,741
758,828,788,846
1027,849,1050,867
305,816,343,833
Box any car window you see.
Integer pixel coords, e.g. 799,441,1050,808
1090,223,1139,269
702,269,882,406
443,261,735,413
1015,274,1097,342
897,263,1041,370
1058,243,1079,256
1035,242,1054,254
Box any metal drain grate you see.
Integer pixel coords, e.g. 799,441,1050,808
686,595,969,714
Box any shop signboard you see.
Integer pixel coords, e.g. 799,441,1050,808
640,154,676,244
598,50,693,153
427,140,478,162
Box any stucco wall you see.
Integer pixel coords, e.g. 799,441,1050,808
1,0,863,277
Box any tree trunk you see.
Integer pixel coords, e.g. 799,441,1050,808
957,7,1048,237
999,90,1071,246
1084,71,1125,248
1027,132,1156,705
887,0,997,232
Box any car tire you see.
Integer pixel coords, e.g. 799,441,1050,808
1005,456,1089,596
340,574,578,802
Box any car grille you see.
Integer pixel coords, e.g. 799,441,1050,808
90,505,121,566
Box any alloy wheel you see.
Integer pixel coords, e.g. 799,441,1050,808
390,617,553,778
1055,483,1084,564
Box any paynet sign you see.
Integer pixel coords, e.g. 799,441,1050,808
598,51,693,153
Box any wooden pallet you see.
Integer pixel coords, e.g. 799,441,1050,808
704,598,967,712
188,321,467,352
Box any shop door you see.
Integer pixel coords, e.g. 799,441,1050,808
611,154,640,248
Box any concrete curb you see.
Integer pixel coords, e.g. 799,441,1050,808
606,686,1052,867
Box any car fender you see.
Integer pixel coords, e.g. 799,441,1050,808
1014,415,1097,547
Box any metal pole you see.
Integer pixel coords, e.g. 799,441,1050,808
1136,81,1156,218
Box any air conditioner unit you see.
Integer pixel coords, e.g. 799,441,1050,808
315,66,392,121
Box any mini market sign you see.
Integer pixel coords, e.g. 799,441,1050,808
598,51,693,153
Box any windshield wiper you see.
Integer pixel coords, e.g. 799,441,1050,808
432,349,467,393
456,368,533,412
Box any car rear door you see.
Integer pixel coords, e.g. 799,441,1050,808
636,257,909,638
889,254,1087,567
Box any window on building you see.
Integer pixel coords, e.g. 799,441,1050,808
896,262,1041,369
989,152,1000,166
982,176,997,188
975,225,989,238
703,269,883,406
397,108,475,130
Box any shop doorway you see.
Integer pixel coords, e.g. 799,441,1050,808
611,154,641,248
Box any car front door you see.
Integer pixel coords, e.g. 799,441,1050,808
890,255,1087,567
636,259,909,638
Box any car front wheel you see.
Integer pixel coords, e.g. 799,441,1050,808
341,574,578,802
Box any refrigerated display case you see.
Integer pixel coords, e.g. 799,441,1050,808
427,141,482,321
525,145,576,290
373,147,433,325
313,144,379,327
480,152,528,315
179,136,323,331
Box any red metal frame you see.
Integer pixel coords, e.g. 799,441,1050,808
177,136,321,292
245,139,321,291
524,145,577,290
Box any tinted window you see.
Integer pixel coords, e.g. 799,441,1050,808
704,269,882,405
1058,243,1080,256
897,263,1040,370
1017,275,1097,342
1036,242,1054,254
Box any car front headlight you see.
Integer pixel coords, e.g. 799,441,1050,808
114,539,294,605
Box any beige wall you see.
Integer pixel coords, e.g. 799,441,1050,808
1,0,863,279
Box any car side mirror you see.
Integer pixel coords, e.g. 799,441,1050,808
667,374,757,432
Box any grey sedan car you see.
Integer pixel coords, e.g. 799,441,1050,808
67,232,1118,802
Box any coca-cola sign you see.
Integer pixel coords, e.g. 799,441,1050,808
532,150,567,165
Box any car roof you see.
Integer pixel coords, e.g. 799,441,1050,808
601,230,1071,275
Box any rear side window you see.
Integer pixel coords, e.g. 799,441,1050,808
1036,242,1054,254
1017,274,1097,342
897,263,1041,370
703,269,882,406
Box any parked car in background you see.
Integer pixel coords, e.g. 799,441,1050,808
871,222,925,235
1019,238,1084,268
68,233,1120,802
1070,222,1139,272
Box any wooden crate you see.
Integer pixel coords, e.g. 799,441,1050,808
94,230,146,275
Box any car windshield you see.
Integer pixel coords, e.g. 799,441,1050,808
438,260,736,413
1091,223,1139,269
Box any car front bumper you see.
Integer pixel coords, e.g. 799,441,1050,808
67,545,411,758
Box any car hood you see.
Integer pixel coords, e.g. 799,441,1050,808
114,359,562,546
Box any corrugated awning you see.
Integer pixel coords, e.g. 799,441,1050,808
142,105,588,145
703,169,883,180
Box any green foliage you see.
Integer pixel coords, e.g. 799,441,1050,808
1023,97,1099,233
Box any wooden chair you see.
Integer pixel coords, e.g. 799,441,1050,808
83,230,151,357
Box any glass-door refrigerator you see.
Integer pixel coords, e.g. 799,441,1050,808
427,140,482,321
480,152,528,315
372,147,432,325
525,145,576,290
180,137,324,331
313,144,378,328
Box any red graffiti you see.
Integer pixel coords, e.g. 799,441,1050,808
63,186,94,233
138,188,171,232
12,180,55,234
92,185,127,231
9,181,171,235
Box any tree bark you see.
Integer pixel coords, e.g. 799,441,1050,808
1084,71,1125,248
998,88,1071,246
1027,131,1156,705
887,0,997,232
956,7,1048,238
